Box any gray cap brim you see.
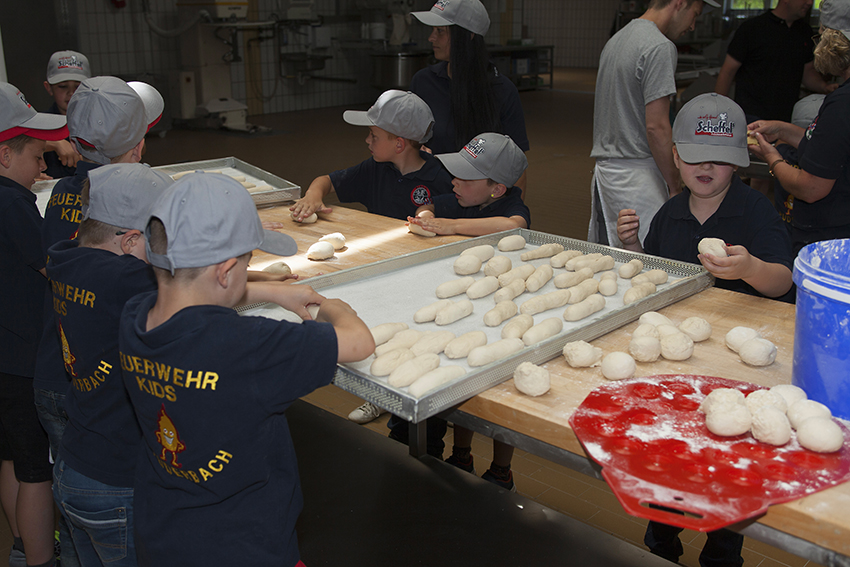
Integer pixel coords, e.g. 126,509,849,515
437,153,486,180
48,72,88,85
411,10,453,28
675,143,749,168
342,110,373,127
260,229,298,257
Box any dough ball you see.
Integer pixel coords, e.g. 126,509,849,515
751,406,792,446
725,326,760,352
656,324,681,337
796,417,845,453
319,232,346,250
453,254,482,275
679,317,712,342
738,337,777,367
705,403,752,437
562,340,603,368
306,241,335,260
262,261,291,275
628,336,661,362
660,332,694,361
498,234,526,251
639,312,673,327
632,323,660,340
700,388,745,414
601,352,636,381
513,362,551,397
770,384,807,409
744,389,788,415
698,237,728,258
409,223,436,237
292,211,318,224
787,399,832,430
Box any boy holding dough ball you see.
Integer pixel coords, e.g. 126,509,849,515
617,94,792,566
616,93,793,300
408,132,530,236
401,133,530,491
290,89,454,222
120,174,374,566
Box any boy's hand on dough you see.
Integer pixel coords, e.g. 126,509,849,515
289,198,332,221
415,217,456,235
268,283,324,319
698,244,753,281
616,209,640,246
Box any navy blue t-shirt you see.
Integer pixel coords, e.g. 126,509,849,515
42,102,76,180
781,78,850,251
330,150,453,220
48,241,156,487
643,176,792,298
433,186,531,228
410,61,530,155
120,291,339,567
33,160,101,392
0,176,46,377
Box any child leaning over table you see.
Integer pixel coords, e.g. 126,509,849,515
617,93,793,567
401,132,530,492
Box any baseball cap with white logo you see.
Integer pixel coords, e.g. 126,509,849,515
46,51,91,85
343,90,434,143
145,173,298,275
412,0,490,36
67,77,151,164
436,132,528,187
672,93,749,168
0,82,68,143
83,163,173,231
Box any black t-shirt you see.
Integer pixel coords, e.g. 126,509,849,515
0,176,46,376
433,186,531,228
48,241,156,487
726,11,815,122
643,176,792,298
410,61,530,155
120,291,338,567
330,151,453,220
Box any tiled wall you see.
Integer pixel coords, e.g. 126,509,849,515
68,0,522,117
522,0,620,68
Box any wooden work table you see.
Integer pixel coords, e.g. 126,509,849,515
255,205,850,564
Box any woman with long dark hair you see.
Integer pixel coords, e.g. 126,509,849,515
410,0,529,191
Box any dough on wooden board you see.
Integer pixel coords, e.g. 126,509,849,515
639,312,673,327
629,336,661,362
725,326,760,352
660,332,693,361
698,237,728,258
319,232,346,250
562,340,602,367
633,324,660,340
513,362,550,397
796,417,845,453
307,241,334,260
738,337,777,367
679,317,712,342
409,222,436,237
751,406,792,446
292,211,318,224
262,261,291,275
601,352,635,380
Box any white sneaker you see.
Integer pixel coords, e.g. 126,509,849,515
347,402,386,424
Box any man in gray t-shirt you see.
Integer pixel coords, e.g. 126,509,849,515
589,0,715,246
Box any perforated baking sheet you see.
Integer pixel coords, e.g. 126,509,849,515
240,229,712,422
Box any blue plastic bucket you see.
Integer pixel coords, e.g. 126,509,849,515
792,239,850,420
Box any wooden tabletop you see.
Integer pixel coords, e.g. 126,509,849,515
258,205,850,558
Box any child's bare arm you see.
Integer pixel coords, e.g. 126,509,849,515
616,209,644,252
45,140,81,168
699,245,793,298
247,270,299,283
413,214,526,236
289,175,334,221
316,298,375,362
414,204,435,218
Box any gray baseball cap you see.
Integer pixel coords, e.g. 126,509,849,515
46,51,91,85
412,0,490,36
343,90,434,143
821,0,850,40
67,76,149,164
0,82,68,143
436,132,528,187
672,93,749,168
83,164,173,231
145,173,298,274
128,82,164,131
792,94,826,128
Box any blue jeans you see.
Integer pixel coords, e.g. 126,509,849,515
34,387,80,567
53,459,136,567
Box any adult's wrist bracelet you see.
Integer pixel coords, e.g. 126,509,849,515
769,158,786,177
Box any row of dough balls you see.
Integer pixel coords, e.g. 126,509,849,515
700,384,844,453
725,326,777,367
170,169,273,193
561,311,712,380
261,233,347,272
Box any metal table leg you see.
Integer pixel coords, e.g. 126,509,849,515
408,420,427,458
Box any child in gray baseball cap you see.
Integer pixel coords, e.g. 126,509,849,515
617,93,793,300
290,89,454,222
120,172,374,567
41,50,92,178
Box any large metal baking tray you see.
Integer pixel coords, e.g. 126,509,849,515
242,228,712,423
152,156,301,208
